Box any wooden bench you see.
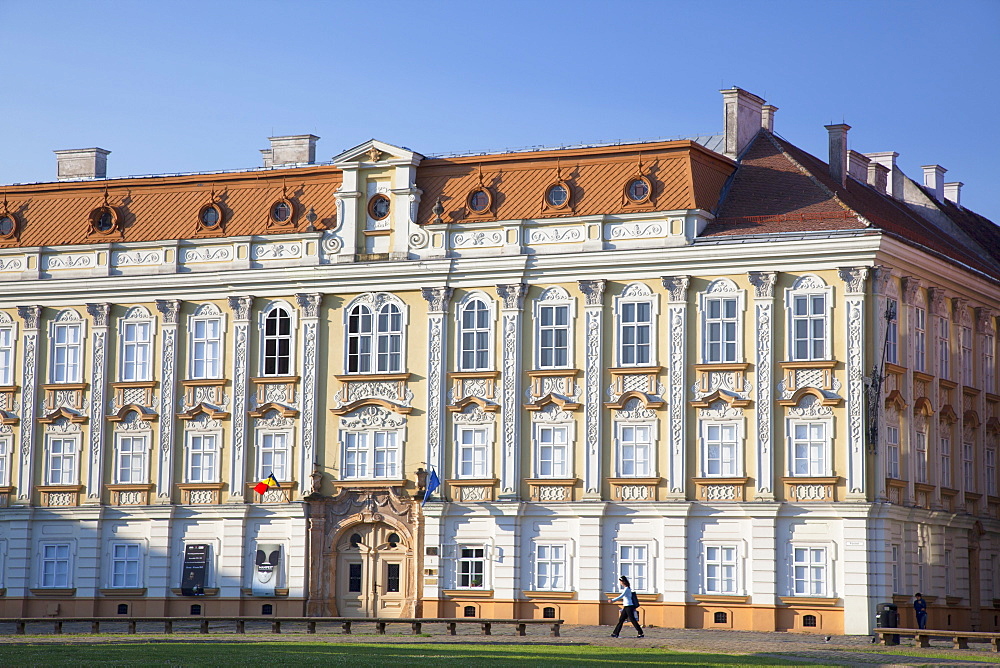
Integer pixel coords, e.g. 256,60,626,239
875,627,1000,651
5,616,562,638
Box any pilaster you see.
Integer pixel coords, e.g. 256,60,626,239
661,276,689,499
748,272,777,500
155,299,181,501
227,296,254,500
495,283,527,500
296,293,323,494
14,305,41,503
577,279,606,500
421,287,453,481
85,302,111,503
839,267,870,501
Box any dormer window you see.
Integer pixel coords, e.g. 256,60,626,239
545,184,569,208
270,200,293,224
468,189,491,213
90,206,119,235
368,194,390,220
625,177,651,203
198,204,222,229
0,214,16,239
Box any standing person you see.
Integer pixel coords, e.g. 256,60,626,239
609,575,644,638
913,592,927,629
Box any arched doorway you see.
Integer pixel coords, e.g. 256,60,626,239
335,522,410,618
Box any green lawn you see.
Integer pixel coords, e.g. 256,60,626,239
0,641,830,667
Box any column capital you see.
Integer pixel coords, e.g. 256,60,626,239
660,275,690,302
902,276,922,305
16,305,42,329
295,293,324,319
421,286,453,313
228,295,255,321
577,279,607,307
748,271,778,299
155,299,182,324
85,302,111,327
495,283,528,310
837,267,870,296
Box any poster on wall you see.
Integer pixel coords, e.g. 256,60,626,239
252,543,282,597
181,544,210,596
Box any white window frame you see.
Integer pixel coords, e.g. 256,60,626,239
185,432,220,483
700,420,742,477
891,544,901,594
616,543,650,592
963,440,975,492
39,542,73,588
0,436,9,486
345,294,407,375
49,314,86,383
940,433,952,488
455,294,495,372
787,418,832,477
615,421,656,478
454,425,492,479
45,434,79,485
791,544,829,597
532,423,572,478
119,311,155,382
259,301,298,377
987,446,997,497
256,429,291,482
534,288,574,370
114,433,148,484
938,316,950,379
913,304,927,372
341,430,402,480
985,333,996,394
703,543,739,595
914,430,928,484
455,544,489,589
110,543,143,589
615,284,658,367
784,276,833,362
532,542,569,592
960,325,973,386
187,307,225,380
885,298,899,365
0,320,17,386
886,425,900,480
699,280,745,364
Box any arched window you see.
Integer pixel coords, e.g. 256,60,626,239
262,307,292,376
347,295,405,374
459,298,492,371
714,611,727,624
802,614,817,627
376,304,402,373
347,305,373,373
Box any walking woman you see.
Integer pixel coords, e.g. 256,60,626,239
609,575,643,638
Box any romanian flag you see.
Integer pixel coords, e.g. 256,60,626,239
254,473,280,495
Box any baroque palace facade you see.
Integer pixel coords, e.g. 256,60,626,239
1,88,998,635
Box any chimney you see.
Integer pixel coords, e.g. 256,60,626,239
721,87,765,160
865,151,903,198
922,164,947,201
944,181,963,205
847,150,870,182
761,104,778,132
867,161,889,195
825,124,850,187
261,134,319,167
54,148,110,180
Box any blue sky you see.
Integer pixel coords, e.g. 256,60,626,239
2,0,998,221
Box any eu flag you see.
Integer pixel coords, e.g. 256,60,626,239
422,469,440,506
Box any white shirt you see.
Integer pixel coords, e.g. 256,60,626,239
610,586,635,606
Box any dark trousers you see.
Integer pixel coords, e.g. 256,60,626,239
916,611,927,629
612,605,642,636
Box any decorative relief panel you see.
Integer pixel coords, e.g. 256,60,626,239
525,225,585,245
252,242,303,261
180,246,233,264
605,221,666,240
332,375,413,413
451,230,504,249
605,368,665,409
0,255,26,273
112,250,164,268
447,373,499,405
340,405,406,430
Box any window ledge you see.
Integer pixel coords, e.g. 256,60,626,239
914,371,935,383
170,588,220,597
522,590,575,600
99,588,147,597
442,589,494,598
334,373,410,382
526,369,580,378
30,588,76,597
447,371,500,380
604,592,661,602
694,363,750,373
240,588,289,597
333,479,407,489
41,382,89,391
691,594,750,604
180,378,228,387
779,360,837,370
777,596,840,607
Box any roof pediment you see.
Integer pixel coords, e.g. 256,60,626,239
332,139,423,167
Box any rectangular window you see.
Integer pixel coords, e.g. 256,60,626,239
115,435,147,484
457,427,489,478
343,431,399,479
191,318,222,379
619,301,651,366
618,544,648,592
618,424,651,477
704,297,739,363
986,448,997,497
262,309,292,376
985,334,996,394
790,422,827,477
891,545,900,594
534,543,566,591
0,326,13,386
258,432,289,482
186,434,218,483
915,431,928,484
51,322,82,383
886,426,900,479
386,563,400,593
792,546,827,596
913,306,926,372
536,426,568,478
347,307,372,373
791,294,827,361
938,317,950,379
940,436,952,488
348,563,362,593
375,307,402,373
111,543,141,588
704,423,738,477
0,437,8,486
46,437,77,485
459,301,491,371
538,304,569,369
121,321,151,382
41,544,71,588
705,545,737,594
458,547,486,588
960,325,973,386
964,441,975,491
885,299,898,365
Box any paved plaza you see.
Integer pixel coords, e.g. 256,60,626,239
1,621,999,666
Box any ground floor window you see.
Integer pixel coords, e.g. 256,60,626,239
534,543,566,591
704,545,738,594
792,546,827,596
